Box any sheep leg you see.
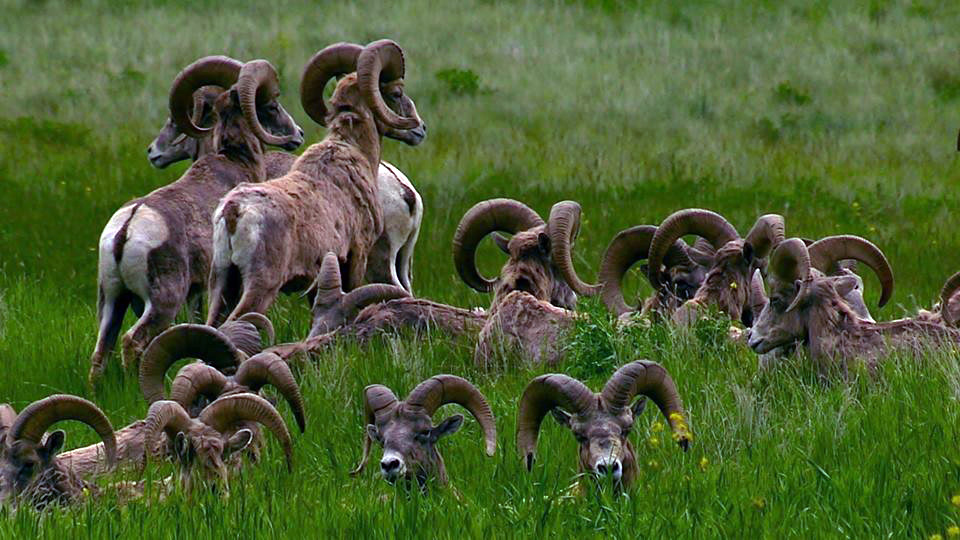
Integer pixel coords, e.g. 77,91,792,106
396,227,420,294
121,290,184,370
224,279,282,323
206,264,239,327
89,287,133,383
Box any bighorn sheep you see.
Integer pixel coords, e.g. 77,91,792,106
746,237,949,374
915,271,960,326
90,56,303,382
0,395,118,507
517,360,691,490
148,97,423,293
206,39,426,325
453,199,597,366
352,375,496,490
144,393,293,493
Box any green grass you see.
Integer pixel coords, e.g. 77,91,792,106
2,0,960,537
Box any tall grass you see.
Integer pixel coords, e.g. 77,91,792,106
1,0,960,537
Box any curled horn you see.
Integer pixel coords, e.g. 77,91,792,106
356,39,420,130
744,214,786,259
648,209,740,287
351,385,399,476
300,43,364,126
769,238,812,313
169,56,243,138
236,60,295,147
200,394,294,471
404,375,497,457
516,375,596,471
339,284,410,322
599,361,691,450
808,235,894,308
144,400,194,462
547,201,600,296
313,252,345,309
940,271,960,326
234,352,306,434
237,313,275,347
169,363,230,412
598,225,693,316
750,269,768,317
9,395,117,467
452,199,545,293
139,324,245,404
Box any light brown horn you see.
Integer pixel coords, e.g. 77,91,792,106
235,59,296,147
452,199,545,293
0,404,16,432
200,394,294,471
169,363,230,412
750,268,768,317
648,209,740,287
599,361,691,450
546,201,600,296
169,56,243,138
404,375,497,457
9,395,117,467
340,284,411,322
769,238,813,313
808,235,894,308
139,324,244,404
598,225,693,316
516,374,596,471
940,271,960,326
237,312,275,347
743,214,786,259
356,39,419,130
313,252,345,309
233,352,306,434
351,385,399,476
300,43,363,126
144,400,194,462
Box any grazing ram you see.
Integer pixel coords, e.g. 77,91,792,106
148,95,423,293
746,237,952,375
352,375,496,490
90,56,303,383
517,360,691,490
206,39,427,325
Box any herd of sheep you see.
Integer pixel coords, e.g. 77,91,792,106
3,37,960,509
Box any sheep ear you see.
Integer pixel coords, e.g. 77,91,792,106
631,396,648,418
226,429,254,456
537,232,551,255
41,430,66,459
366,424,381,443
742,242,755,263
430,415,464,441
492,234,511,254
550,408,572,428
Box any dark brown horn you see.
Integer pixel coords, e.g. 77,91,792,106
743,214,786,259
351,385,399,476
546,201,600,296
300,43,363,126
770,238,813,313
169,56,243,138
340,284,411,322
648,209,739,287
10,395,117,467
233,352,306,434
200,394,294,471
313,252,345,309
144,400,194,461
237,312,275,347
235,59,295,147
808,235,894,308
169,363,230,412
599,361,691,450
356,39,419,130
516,375,596,470
404,375,497,456
453,199,545,293
139,324,245,404
939,271,960,326
598,225,693,316
750,269,768,317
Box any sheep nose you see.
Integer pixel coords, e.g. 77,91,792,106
596,461,620,476
380,457,401,474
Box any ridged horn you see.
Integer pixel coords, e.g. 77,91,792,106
168,363,230,412
599,361,691,450
351,385,399,476
144,400,194,461
744,214,786,259
516,375,596,470
452,199,545,293
546,201,600,296
169,56,242,138
340,284,411,322
808,235,894,308
9,395,117,467
300,43,363,126
234,353,306,434
940,271,960,326
313,252,344,309
750,268,768,317
404,375,497,457
356,39,419,130
200,394,294,471
235,59,295,147
139,324,244,404
648,209,739,287
237,312,275,347
770,238,812,313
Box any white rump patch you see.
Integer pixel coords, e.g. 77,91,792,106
119,205,169,299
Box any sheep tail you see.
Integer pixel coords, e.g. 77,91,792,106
112,202,143,264
221,199,241,236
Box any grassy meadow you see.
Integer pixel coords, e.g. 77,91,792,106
2,0,960,537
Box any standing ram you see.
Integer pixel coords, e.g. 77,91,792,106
206,39,426,325
89,56,303,383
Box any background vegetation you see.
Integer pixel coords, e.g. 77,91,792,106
1,0,960,537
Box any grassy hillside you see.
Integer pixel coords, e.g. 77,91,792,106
1,0,960,537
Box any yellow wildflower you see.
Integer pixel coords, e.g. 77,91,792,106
751,496,766,511
648,436,661,448
699,456,709,472
651,421,664,433
852,201,860,209
646,460,660,470
947,526,960,537
952,494,960,508
729,281,737,289
669,412,684,423
931,535,943,540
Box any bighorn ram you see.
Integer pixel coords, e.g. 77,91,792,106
453,199,597,366
206,39,426,325
90,56,303,382
915,271,960,326
144,393,293,493
746,237,949,374
646,209,786,326
148,97,423,293
352,375,496,490
0,395,118,507
517,360,691,489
